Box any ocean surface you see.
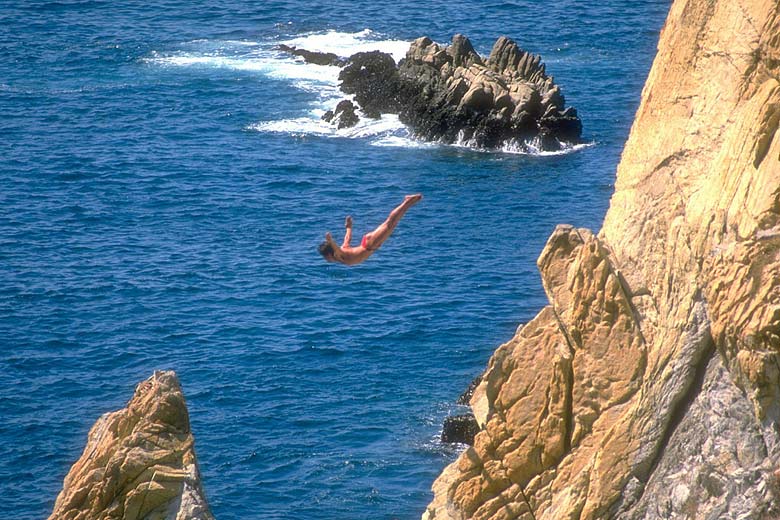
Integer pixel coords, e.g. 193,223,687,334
0,1,670,518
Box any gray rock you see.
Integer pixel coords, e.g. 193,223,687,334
620,354,780,519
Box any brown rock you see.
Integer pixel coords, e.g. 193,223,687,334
48,371,213,520
424,0,780,518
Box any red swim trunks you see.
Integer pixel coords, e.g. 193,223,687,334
361,234,375,250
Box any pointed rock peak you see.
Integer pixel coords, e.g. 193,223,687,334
48,371,213,520
487,36,545,82
411,36,434,51
128,369,190,433
406,36,449,68
448,34,483,67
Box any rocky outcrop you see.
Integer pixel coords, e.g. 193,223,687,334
337,35,581,150
423,0,780,519
322,99,359,129
280,34,580,150
276,44,347,67
441,414,481,445
49,371,213,520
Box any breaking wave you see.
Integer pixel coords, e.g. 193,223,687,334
144,30,590,155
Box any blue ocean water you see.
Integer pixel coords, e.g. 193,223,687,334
0,1,670,519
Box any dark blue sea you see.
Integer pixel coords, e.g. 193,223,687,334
0,1,670,519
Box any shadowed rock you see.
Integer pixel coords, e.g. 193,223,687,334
48,371,213,520
336,34,581,150
339,51,405,118
457,375,483,405
441,414,480,445
276,44,347,66
322,99,360,129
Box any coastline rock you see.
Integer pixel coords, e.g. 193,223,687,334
339,51,405,118
456,375,482,405
322,99,360,129
441,414,481,445
48,371,213,520
396,35,581,149
423,0,780,519
276,44,347,67
336,35,581,150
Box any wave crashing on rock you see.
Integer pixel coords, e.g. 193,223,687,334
281,34,582,151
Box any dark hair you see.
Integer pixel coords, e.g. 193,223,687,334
318,241,335,260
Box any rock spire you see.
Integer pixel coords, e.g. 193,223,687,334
48,371,213,520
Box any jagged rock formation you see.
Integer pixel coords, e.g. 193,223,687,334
338,35,581,150
49,371,213,520
279,34,581,150
399,35,580,149
423,0,780,519
322,99,359,129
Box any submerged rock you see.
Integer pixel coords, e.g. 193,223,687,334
48,371,213,520
276,44,347,66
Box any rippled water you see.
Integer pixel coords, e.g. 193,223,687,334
0,1,670,519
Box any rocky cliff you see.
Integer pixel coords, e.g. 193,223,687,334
48,371,213,520
424,0,780,519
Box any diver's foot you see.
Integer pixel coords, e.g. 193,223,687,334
405,193,423,205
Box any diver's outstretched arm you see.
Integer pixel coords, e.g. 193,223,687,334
342,216,353,248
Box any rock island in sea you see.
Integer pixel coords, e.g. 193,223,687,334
281,34,582,152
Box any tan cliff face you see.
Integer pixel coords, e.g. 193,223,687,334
424,0,780,519
48,371,213,520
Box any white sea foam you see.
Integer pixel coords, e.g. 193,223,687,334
249,113,407,140
280,29,411,63
146,31,592,156
371,135,438,149
508,138,596,156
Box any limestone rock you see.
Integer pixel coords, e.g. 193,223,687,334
423,0,780,518
48,371,213,520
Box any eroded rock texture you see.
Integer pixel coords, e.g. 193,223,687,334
423,0,780,519
49,371,213,520
336,35,581,150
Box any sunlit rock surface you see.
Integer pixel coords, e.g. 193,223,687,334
48,371,213,520
423,0,780,518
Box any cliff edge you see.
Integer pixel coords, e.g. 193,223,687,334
424,0,780,519
48,371,213,520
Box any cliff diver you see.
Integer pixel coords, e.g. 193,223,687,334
318,194,423,265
